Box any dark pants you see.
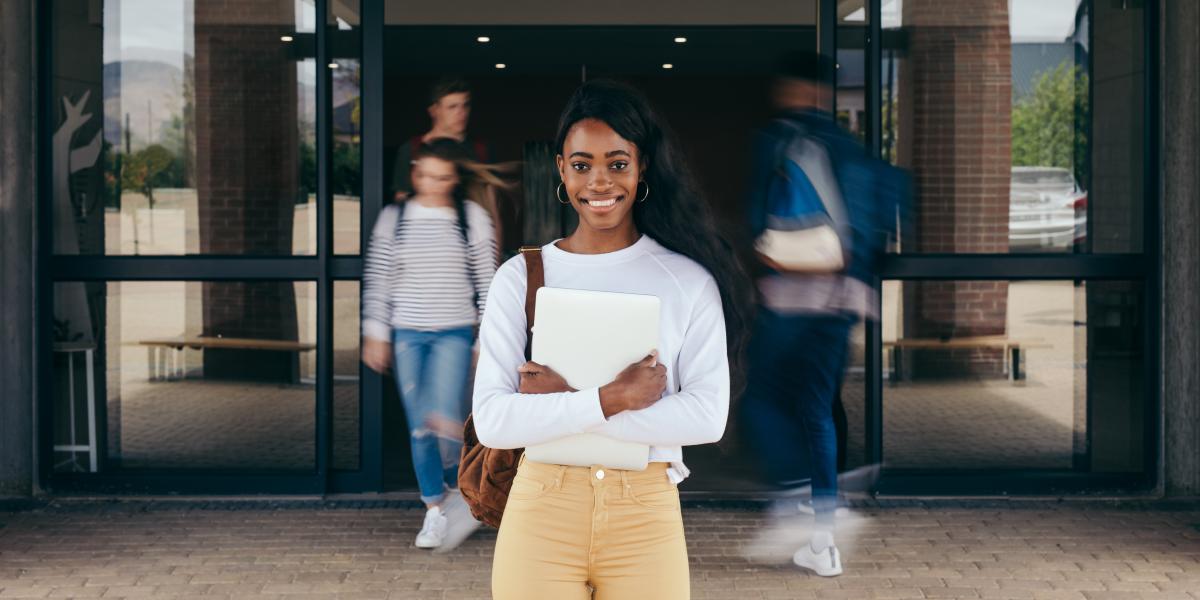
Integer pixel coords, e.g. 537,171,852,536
742,311,854,526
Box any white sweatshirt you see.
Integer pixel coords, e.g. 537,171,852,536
471,235,730,483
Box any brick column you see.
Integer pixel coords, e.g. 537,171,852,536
899,0,1012,378
193,2,301,380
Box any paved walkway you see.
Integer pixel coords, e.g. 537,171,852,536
2,500,1199,599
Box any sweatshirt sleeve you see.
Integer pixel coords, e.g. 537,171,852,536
361,205,400,342
470,258,610,449
584,277,730,447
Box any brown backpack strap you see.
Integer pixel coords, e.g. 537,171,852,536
519,247,544,361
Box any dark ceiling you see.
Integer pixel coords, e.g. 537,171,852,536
383,26,819,77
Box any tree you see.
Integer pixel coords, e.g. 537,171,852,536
120,144,180,209
1011,61,1090,185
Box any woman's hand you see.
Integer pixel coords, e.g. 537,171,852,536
362,337,392,374
518,362,576,394
599,351,667,418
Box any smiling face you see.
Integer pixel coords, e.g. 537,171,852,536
556,118,643,234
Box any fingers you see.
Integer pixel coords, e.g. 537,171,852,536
517,361,544,374
638,350,659,368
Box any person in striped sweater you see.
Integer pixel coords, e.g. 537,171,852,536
362,139,498,551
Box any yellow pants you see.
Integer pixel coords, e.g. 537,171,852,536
491,459,690,599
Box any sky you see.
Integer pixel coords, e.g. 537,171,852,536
868,0,1082,42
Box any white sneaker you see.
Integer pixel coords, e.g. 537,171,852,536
433,490,482,553
793,532,842,577
415,506,448,549
795,499,851,517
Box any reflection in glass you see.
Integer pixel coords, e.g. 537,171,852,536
882,280,1144,473
837,0,868,143
333,58,362,254
53,281,317,472
52,0,318,255
880,0,1144,254
332,0,363,254
334,281,362,470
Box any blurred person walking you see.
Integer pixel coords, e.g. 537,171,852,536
363,138,498,551
391,77,491,202
392,77,522,256
741,51,907,577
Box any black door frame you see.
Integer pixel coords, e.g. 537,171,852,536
36,0,1160,496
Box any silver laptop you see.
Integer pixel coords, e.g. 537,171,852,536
522,287,659,471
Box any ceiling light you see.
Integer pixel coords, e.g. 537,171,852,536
662,63,674,70
495,63,507,69
477,36,491,43
329,63,339,69
674,37,687,43
280,35,294,42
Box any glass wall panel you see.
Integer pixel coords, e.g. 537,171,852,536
51,0,319,255
880,0,1146,253
837,0,871,472
333,281,361,471
331,0,363,254
883,279,1144,473
52,281,317,472
837,0,868,143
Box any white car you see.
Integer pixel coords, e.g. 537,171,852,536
1009,166,1087,252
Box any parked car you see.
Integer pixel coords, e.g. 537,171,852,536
1009,167,1087,252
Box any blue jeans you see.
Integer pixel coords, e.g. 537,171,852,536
741,311,853,526
392,327,475,504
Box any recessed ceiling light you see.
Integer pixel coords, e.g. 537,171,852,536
477,36,491,43
674,37,687,43
280,35,294,42
328,63,339,69
662,63,674,69
495,63,507,69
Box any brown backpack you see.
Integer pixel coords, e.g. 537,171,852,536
459,247,544,528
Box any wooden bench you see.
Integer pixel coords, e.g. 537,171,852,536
139,336,316,382
882,336,1051,382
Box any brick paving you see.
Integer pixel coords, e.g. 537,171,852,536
2,500,1199,599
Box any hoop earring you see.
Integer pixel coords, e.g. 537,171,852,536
637,181,650,203
556,182,571,205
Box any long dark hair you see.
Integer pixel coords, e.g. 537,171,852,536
554,80,753,392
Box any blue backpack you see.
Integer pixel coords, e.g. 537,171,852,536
760,117,910,279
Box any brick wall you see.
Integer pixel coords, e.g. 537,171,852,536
193,2,302,379
899,0,1012,378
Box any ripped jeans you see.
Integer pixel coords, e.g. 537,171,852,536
391,327,475,504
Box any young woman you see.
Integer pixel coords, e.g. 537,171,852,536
472,81,751,599
362,138,497,550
